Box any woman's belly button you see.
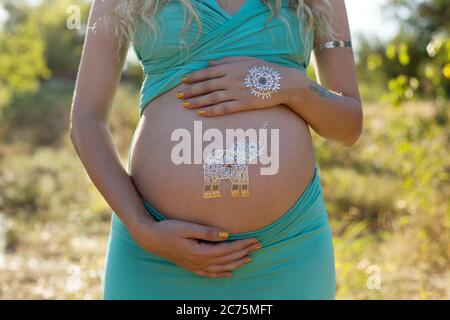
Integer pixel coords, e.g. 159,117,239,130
129,88,316,233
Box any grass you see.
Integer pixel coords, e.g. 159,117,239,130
0,81,448,299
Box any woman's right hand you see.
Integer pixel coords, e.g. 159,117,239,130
129,217,262,279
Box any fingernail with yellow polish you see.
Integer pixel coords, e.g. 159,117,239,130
176,91,184,99
197,110,206,115
181,76,188,83
183,101,190,108
219,231,229,239
254,243,262,250
245,257,252,263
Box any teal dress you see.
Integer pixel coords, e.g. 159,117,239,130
103,0,336,299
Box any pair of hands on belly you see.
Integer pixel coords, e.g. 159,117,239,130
131,217,262,279
178,56,303,116
136,56,300,278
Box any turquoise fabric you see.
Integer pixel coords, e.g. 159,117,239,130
133,0,315,116
103,164,336,299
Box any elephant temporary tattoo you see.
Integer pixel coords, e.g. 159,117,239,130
202,121,268,199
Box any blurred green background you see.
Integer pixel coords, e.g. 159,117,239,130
0,0,448,299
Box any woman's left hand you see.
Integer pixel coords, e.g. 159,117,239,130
177,56,305,116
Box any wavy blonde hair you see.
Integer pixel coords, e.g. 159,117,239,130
106,0,334,54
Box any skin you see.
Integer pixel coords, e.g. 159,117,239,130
70,0,361,279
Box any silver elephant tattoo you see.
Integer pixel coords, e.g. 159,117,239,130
202,121,269,199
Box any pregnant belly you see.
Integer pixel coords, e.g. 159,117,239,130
129,84,316,233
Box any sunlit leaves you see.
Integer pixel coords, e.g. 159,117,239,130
0,0,89,110
385,75,420,105
386,43,397,60
443,64,450,79
367,53,383,71
385,42,410,66
0,14,50,106
398,43,410,65
358,0,450,106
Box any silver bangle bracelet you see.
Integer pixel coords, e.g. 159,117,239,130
316,40,352,51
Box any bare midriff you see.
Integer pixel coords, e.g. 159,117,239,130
129,82,316,233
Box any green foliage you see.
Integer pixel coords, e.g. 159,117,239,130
0,0,90,107
0,1,50,106
3,0,90,77
0,145,110,299
0,0,91,127
314,100,449,298
357,0,450,105
389,0,450,33
31,0,90,77
0,80,74,146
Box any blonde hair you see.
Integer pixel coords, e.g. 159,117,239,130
106,0,334,54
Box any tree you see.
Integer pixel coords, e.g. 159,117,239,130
357,0,450,105
0,0,92,109
0,0,50,106
30,0,90,78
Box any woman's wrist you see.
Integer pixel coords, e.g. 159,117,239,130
280,66,312,108
282,68,344,113
125,208,159,239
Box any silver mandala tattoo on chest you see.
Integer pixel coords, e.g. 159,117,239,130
244,65,282,100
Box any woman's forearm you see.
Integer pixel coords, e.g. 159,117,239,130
69,112,156,235
283,67,363,147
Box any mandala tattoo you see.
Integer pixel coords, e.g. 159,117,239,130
244,65,281,100
202,122,269,199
